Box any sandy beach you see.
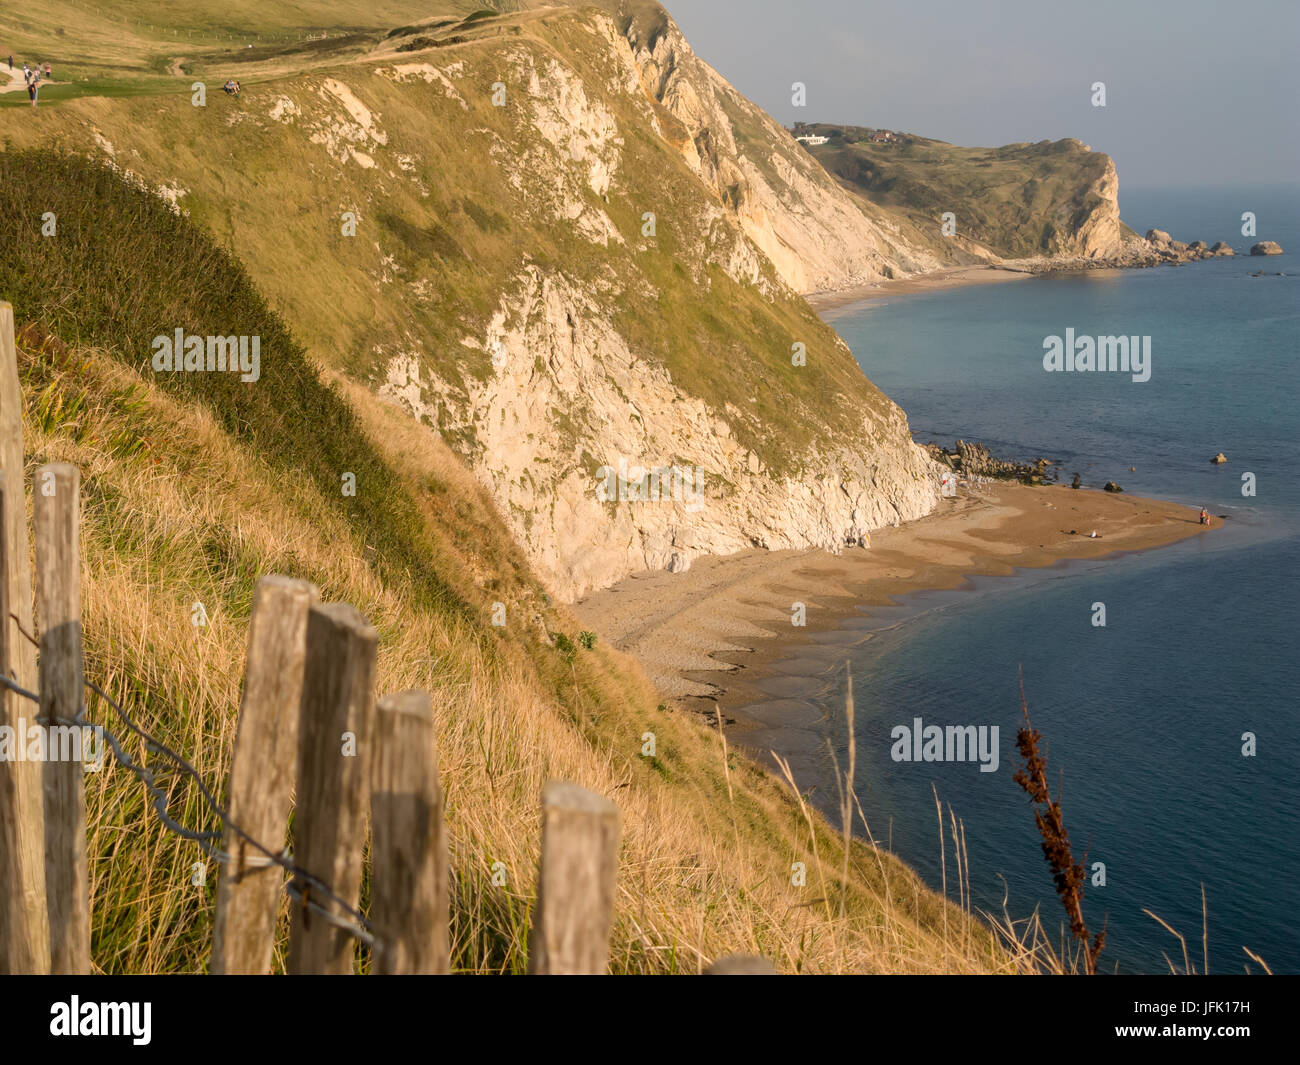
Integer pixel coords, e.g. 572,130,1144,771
574,484,1216,739
805,263,1035,313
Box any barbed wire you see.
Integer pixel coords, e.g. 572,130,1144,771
3,614,375,949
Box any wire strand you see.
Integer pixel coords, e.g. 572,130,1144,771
5,611,374,947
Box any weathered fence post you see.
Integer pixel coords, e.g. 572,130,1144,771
211,576,317,975
0,481,42,974
0,303,49,974
34,463,89,975
286,603,378,975
369,690,450,974
527,781,621,975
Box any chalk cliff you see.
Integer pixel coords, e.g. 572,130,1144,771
19,2,1151,604
613,7,944,292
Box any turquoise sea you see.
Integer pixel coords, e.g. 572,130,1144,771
798,186,1300,973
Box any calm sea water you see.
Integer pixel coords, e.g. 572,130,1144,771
810,186,1300,974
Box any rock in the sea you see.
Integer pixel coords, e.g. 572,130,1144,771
1210,241,1235,256
1188,240,1208,252
1250,241,1284,256
926,439,1058,484
1212,452,1227,464
1146,228,1172,245
1170,240,1189,253
1103,481,1123,492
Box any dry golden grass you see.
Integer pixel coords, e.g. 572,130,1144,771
15,333,1025,974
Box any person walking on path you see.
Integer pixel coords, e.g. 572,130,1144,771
7,56,12,71
28,80,37,108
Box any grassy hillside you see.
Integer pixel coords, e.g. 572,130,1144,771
0,3,533,105
0,147,1014,974
2,7,904,482
797,123,1122,259
0,4,518,65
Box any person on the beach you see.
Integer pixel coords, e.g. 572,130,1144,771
1200,507,1210,526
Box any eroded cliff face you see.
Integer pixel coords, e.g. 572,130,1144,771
1057,152,1126,259
617,12,943,293
381,266,937,601
350,13,943,600
367,16,941,600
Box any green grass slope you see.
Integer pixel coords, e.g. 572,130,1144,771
797,123,1124,259
0,2,527,105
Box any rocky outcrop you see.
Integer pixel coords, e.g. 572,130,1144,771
1132,227,1236,265
923,440,1058,485
1251,241,1284,255
1063,154,1125,259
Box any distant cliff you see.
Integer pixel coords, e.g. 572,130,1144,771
795,125,1135,262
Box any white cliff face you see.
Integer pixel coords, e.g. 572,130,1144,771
381,267,938,601
502,50,627,246
1067,156,1125,259
621,16,943,293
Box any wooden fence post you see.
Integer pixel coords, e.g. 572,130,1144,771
0,303,49,974
211,576,317,975
369,690,449,974
34,463,89,975
0,481,41,974
527,781,620,975
286,603,378,975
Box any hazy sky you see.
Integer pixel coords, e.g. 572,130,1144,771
663,0,1299,189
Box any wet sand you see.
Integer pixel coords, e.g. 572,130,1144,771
574,485,1216,758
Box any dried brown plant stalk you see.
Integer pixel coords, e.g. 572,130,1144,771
1012,669,1105,974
